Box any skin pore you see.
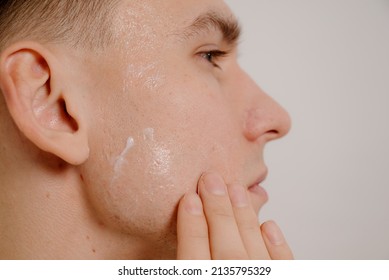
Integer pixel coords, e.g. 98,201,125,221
0,0,292,259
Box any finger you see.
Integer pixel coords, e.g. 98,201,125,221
176,193,210,259
228,184,270,259
261,220,294,260
199,172,248,259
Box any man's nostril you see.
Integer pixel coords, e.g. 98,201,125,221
268,130,278,134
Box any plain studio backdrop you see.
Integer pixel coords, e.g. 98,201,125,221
225,0,389,259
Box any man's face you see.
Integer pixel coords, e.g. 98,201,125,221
80,0,290,255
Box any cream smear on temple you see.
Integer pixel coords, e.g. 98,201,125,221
112,1,166,93
125,63,163,91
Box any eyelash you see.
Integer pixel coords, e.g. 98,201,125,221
200,50,228,68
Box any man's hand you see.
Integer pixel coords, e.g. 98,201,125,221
177,172,293,259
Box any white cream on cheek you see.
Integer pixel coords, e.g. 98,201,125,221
110,129,173,185
111,137,135,184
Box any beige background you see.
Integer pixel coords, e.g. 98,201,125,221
225,0,389,259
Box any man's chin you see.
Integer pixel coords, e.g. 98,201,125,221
248,184,269,213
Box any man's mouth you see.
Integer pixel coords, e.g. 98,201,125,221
247,168,268,192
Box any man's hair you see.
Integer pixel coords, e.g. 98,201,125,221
0,0,119,51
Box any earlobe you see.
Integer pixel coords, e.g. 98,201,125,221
0,42,89,165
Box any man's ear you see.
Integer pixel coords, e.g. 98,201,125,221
0,42,89,165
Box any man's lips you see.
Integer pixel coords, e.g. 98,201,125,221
247,169,269,209
247,168,268,191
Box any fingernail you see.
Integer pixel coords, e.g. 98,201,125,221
202,172,226,196
184,193,203,216
229,184,248,208
264,221,285,246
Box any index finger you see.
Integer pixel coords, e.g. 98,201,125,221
176,193,211,259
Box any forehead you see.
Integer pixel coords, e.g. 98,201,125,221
113,0,235,37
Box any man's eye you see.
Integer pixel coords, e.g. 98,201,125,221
200,50,228,68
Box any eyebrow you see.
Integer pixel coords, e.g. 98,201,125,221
181,11,241,45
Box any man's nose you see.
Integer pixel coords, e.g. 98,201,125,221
241,73,291,143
